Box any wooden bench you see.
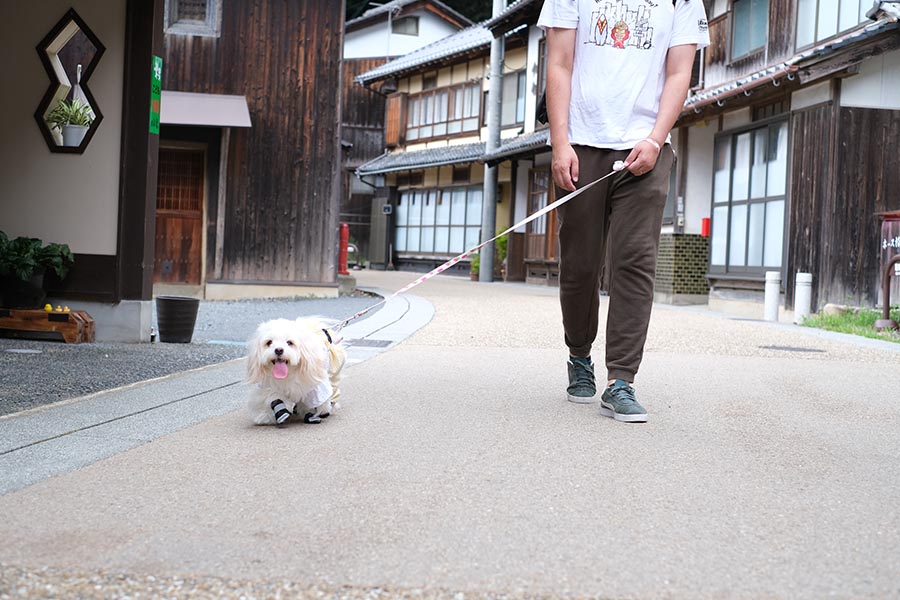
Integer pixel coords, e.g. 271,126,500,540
0,309,95,343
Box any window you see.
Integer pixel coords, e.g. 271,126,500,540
710,120,788,275
501,70,527,127
392,16,419,36
526,169,558,261
731,0,767,59
406,82,481,142
165,0,222,37
796,0,869,49
395,185,483,255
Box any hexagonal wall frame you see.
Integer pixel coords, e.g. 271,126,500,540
34,8,105,154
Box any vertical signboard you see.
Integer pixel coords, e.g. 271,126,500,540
150,55,162,135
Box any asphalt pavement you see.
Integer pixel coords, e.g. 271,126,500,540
1,269,899,599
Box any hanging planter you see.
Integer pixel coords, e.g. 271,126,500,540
47,98,94,148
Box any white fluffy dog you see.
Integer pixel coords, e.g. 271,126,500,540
246,317,346,426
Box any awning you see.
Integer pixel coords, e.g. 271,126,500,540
483,129,549,166
160,91,252,127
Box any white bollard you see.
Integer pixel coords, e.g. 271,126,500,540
793,272,813,324
764,271,781,322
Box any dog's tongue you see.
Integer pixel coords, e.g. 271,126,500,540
273,361,289,379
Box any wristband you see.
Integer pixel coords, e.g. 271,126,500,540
642,138,661,152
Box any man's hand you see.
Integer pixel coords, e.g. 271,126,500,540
622,139,661,177
552,142,579,191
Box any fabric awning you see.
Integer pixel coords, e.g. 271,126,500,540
160,91,252,127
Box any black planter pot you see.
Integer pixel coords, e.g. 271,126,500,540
155,296,200,343
0,270,46,309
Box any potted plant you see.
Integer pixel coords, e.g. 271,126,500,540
0,231,75,308
47,98,94,147
469,230,509,281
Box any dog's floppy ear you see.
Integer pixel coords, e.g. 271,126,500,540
293,328,327,384
246,330,265,384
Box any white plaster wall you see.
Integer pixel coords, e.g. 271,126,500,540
344,11,461,59
840,48,900,110
683,121,716,235
722,107,751,130
792,80,833,111
0,1,125,255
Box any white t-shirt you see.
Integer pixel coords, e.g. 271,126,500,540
537,0,710,149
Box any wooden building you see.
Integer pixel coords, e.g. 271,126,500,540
360,0,900,318
676,0,900,315
158,1,345,299
342,0,471,268
1,0,164,341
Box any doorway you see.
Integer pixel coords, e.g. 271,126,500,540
154,146,205,287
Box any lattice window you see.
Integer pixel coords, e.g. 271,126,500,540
165,0,222,37
157,148,204,212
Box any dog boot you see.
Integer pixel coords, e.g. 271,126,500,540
303,412,322,424
270,399,291,425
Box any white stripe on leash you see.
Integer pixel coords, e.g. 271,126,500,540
337,162,626,331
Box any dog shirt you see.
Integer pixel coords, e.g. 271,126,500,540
537,0,710,150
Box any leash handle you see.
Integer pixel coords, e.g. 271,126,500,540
337,167,622,330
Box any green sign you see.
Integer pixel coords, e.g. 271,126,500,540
150,55,162,135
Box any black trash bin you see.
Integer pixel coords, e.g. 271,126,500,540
155,296,200,343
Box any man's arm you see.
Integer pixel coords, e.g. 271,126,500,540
546,27,578,191
623,43,697,176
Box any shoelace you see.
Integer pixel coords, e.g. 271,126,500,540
606,383,636,404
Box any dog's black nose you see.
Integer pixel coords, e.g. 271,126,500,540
274,347,284,356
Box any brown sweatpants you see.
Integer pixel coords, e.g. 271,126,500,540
557,144,675,383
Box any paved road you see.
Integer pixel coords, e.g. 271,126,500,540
1,269,899,599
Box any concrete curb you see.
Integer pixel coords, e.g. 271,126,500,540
0,290,435,496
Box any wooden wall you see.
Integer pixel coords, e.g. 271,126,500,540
342,58,388,169
703,0,795,89
788,101,900,309
787,101,836,310
163,1,344,284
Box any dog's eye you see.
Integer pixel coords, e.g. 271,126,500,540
287,340,294,347
265,340,273,347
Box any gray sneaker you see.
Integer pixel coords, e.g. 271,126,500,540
567,358,597,403
599,379,648,422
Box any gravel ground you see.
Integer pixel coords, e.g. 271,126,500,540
0,565,558,600
0,293,381,417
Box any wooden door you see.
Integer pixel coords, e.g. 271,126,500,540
154,147,204,284
526,168,559,260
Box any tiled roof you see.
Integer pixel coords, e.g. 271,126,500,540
346,0,471,29
355,23,493,85
356,141,486,175
484,0,543,34
483,129,550,165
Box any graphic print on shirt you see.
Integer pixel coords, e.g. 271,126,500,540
587,1,655,50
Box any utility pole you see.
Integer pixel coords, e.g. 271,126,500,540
479,0,504,283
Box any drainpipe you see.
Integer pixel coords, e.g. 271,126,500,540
480,0,504,283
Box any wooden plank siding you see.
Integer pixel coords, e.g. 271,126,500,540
828,106,900,306
787,101,900,309
162,1,344,284
343,58,388,168
786,101,836,310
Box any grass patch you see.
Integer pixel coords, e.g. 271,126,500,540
802,306,900,344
